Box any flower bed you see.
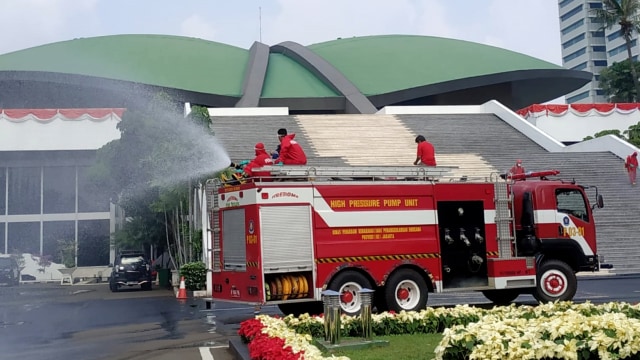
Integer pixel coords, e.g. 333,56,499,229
239,302,640,360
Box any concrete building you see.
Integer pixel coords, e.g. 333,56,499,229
0,109,123,267
559,0,640,103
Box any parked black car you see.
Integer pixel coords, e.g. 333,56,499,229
0,255,20,286
109,251,153,292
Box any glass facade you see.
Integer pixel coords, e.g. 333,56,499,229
1,163,112,266
43,221,75,263
77,166,110,212
77,220,110,266
0,223,4,254
43,166,76,214
8,222,40,255
8,167,41,215
0,168,5,215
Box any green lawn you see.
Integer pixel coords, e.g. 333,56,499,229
323,333,443,360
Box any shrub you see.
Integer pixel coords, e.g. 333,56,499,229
179,261,206,290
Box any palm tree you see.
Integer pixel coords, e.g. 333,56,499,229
592,0,640,100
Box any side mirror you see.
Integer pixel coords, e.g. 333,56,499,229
597,194,604,209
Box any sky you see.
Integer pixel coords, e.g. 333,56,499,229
0,0,563,64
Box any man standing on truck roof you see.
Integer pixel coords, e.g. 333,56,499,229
625,151,638,185
413,135,436,166
274,128,307,165
509,159,526,177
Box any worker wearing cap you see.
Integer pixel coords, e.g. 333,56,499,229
274,128,307,165
413,135,436,166
509,159,525,177
243,142,274,177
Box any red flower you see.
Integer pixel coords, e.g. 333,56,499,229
240,317,306,360
238,318,265,342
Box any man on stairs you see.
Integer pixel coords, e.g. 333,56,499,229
625,151,638,186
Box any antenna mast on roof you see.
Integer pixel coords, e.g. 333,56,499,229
259,6,262,42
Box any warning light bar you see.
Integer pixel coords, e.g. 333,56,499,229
509,170,560,181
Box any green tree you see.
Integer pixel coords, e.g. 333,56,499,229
583,121,640,146
599,60,640,102
592,0,640,99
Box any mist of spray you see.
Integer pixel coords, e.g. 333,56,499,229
112,99,231,203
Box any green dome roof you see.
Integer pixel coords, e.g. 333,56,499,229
0,34,590,112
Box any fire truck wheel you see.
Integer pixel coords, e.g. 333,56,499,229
481,289,520,305
328,271,373,316
534,260,577,303
384,269,428,312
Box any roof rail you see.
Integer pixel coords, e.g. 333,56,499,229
251,165,458,180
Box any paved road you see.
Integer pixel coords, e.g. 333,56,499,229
1,275,638,360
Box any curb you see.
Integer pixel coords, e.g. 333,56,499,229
229,336,250,360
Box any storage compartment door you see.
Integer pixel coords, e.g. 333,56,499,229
261,205,314,273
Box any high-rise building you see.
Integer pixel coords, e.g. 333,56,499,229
559,0,640,103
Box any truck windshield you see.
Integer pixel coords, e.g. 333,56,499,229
556,189,589,222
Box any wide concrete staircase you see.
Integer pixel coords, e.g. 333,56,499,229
399,114,640,275
296,114,497,179
211,116,346,167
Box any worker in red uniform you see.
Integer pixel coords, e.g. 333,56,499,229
274,128,307,165
413,135,436,166
625,151,638,185
243,142,274,177
509,159,526,177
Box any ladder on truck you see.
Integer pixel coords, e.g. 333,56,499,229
492,174,516,258
204,179,222,272
251,165,459,181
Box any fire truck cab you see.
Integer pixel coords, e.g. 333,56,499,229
204,166,603,315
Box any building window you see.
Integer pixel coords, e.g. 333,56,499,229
596,90,605,95
608,40,638,57
561,5,583,22
561,19,584,35
571,62,588,70
43,166,76,214
588,2,603,8
592,45,606,52
77,220,110,266
607,30,622,41
0,223,4,254
567,91,590,103
8,222,40,255
594,75,600,81
563,47,587,63
593,60,608,66
77,167,110,213
8,167,41,215
43,221,75,264
0,168,5,216
560,0,575,8
563,33,586,49
590,17,604,23
591,30,605,37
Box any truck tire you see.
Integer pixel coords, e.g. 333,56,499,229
278,302,324,317
328,271,373,316
384,269,428,312
481,289,520,305
534,259,577,303
109,281,118,292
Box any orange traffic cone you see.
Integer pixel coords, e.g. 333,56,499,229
176,276,188,300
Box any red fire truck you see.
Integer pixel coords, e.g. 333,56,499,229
204,165,603,315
